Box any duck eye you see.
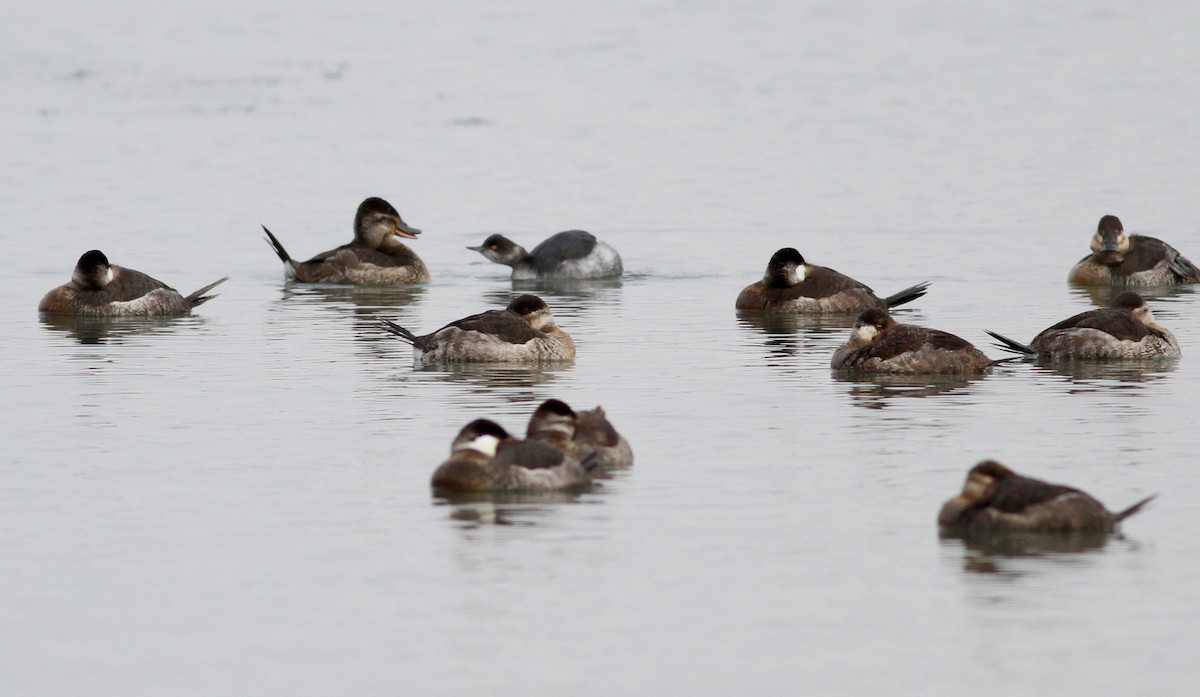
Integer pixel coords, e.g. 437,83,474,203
490,244,498,250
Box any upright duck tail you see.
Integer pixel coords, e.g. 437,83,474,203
379,318,418,345
1115,494,1158,522
884,281,931,308
185,276,230,307
984,330,1035,356
262,225,294,265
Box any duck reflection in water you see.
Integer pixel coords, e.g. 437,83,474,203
833,371,985,409
940,528,1117,576
437,491,590,528
1071,281,1196,308
406,361,570,400
39,313,204,345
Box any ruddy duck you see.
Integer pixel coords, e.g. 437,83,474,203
379,294,575,362
38,250,228,317
431,419,594,492
938,460,1156,533
986,292,1180,359
1068,215,1200,286
831,309,994,374
262,197,429,284
467,230,623,279
736,248,929,312
526,399,634,469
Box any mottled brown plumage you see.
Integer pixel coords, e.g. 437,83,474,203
938,460,1156,533
526,399,634,470
986,291,1180,359
430,419,593,492
379,294,575,362
1068,215,1200,286
736,248,928,313
831,309,993,374
262,197,429,284
38,250,227,316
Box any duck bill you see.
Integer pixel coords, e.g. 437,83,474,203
1094,233,1123,262
394,220,421,239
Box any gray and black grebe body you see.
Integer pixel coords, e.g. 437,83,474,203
467,230,623,279
262,197,429,284
986,292,1180,360
431,419,594,493
938,460,1155,533
831,309,993,374
736,248,929,313
38,250,228,317
1068,215,1200,286
526,399,634,470
379,294,575,363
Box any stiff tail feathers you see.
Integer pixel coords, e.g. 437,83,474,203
379,318,418,345
261,225,293,265
185,276,230,307
984,330,1035,356
885,281,931,308
1115,494,1157,522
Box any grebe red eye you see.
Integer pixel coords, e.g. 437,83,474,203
490,244,498,250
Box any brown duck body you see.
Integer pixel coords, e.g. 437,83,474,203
380,295,575,363
938,460,1155,533
736,248,928,313
986,292,1180,360
263,197,429,285
831,310,992,374
431,420,592,492
39,252,227,317
283,240,429,284
526,400,634,470
1068,215,1200,286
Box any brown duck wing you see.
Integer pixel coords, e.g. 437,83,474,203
1120,236,1179,275
1041,308,1150,341
442,309,541,344
864,325,949,360
792,266,871,299
105,266,174,301
985,474,1084,513
493,439,566,470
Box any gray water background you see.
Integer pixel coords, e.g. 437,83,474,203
3,1,1200,694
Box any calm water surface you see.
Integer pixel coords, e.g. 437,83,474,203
4,1,1200,694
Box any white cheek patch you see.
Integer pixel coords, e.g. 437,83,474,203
465,434,501,457
794,264,807,282
104,268,114,285
855,325,878,343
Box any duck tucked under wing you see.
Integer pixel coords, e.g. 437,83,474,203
107,266,175,300
492,439,567,470
1042,308,1150,341
985,475,1084,512
441,309,542,344
777,265,870,299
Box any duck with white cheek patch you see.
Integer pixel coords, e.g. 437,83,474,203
431,419,595,493
379,294,575,363
986,291,1180,360
938,460,1156,533
736,247,929,313
831,309,995,374
38,250,228,317
261,197,428,284
1068,214,1200,286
